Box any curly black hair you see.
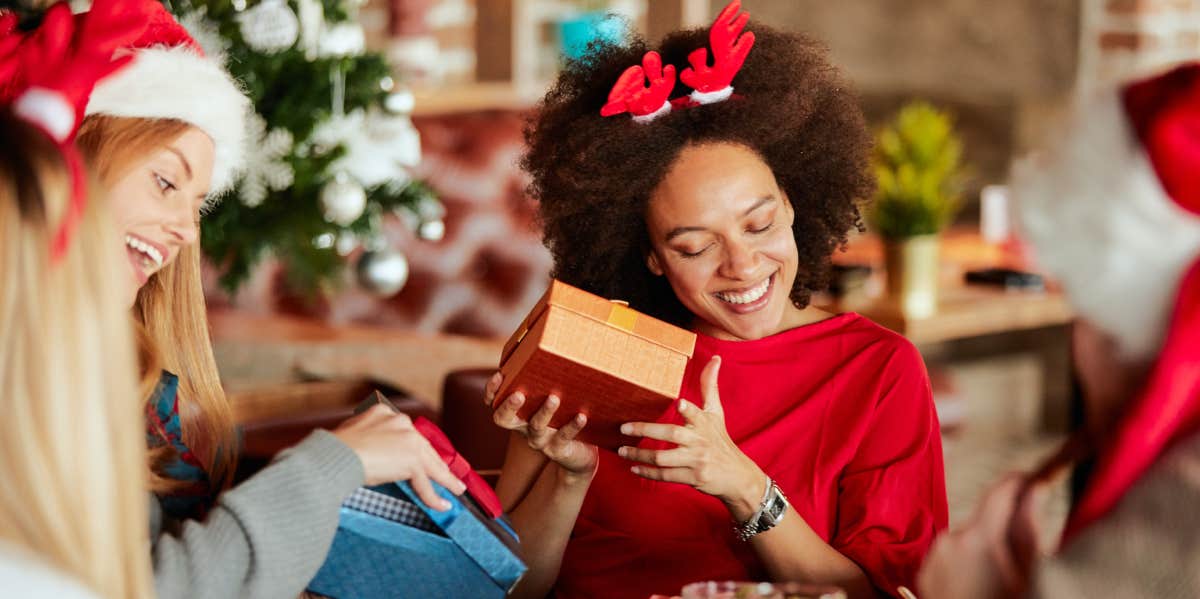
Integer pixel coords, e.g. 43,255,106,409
522,22,873,327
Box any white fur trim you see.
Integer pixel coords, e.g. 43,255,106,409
85,45,250,202
631,100,672,124
14,88,74,142
1013,88,1200,361
690,86,734,105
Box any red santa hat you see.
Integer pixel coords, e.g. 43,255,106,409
82,0,249,199
1014,63,1200,540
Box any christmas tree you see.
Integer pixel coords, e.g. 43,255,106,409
3,0,442,296
169,0,444,297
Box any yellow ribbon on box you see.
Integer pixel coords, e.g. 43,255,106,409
606,302,638,331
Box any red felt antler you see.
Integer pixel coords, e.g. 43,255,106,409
679,0,755,102
600,50,676,122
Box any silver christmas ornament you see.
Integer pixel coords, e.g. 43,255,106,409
384,89,415,115
238,0,300,53
335,231,359,256
379,76,395,92
356,248,409,297
318,22,366,57
418,219,445,242
320,173,367,226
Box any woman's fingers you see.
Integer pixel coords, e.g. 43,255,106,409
483,371,504,406
530,394,561,432
620,421,695,445
617,445,690,467
409,472,452,511
492,391,527,429
629,464,693,484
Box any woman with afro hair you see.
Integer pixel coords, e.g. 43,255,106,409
484,3,947,598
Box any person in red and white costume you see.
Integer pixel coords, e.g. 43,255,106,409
919,63,1200,599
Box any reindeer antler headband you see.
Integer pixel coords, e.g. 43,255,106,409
601,0,755,124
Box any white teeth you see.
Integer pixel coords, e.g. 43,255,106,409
716,276,771,305
125,235,164,269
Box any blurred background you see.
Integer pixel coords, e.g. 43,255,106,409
209,0,1200,528
45,0,1200,526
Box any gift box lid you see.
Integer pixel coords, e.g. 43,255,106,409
500,280,696,367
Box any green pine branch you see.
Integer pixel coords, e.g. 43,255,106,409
165,0,437,297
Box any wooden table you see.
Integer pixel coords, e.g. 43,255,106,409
820,228,1076,433
822,228,1073,344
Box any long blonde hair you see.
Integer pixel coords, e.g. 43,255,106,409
0,113,155,598
77,115,237,492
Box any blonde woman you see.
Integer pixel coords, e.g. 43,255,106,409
4,2,464,598
0,7,153,597
0,111,153,599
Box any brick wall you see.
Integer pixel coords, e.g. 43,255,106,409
1081,0,1200,92
744,0,1081,207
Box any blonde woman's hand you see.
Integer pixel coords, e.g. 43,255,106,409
485,372,599,479
332,404,467,510
618,356,767,521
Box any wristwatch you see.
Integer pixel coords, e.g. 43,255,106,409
735,477,789,541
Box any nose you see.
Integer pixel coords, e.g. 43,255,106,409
719,237,759,280
163,202,199,247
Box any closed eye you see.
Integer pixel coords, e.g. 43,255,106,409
749,221,774,234
154,173,177,192
678,244,713,258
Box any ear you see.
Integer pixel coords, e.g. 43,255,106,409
646,251,665,276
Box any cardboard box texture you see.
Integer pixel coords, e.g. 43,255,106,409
496,280,696,449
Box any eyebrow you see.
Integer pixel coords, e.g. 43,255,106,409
166,147,194,182
663,195,776,242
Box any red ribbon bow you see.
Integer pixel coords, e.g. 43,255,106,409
413,417,504,519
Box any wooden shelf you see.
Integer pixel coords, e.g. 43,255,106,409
411,81,549,116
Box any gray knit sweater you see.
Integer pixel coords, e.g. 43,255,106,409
150,429,364,599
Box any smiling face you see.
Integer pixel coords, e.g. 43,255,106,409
105,127,214,306
644,142,801,341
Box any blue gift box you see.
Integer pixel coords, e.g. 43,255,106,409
308,481,527,598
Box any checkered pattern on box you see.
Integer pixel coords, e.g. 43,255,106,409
343,487,441,534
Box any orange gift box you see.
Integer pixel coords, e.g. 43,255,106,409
495,280,697,449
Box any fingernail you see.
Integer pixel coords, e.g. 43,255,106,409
617,446,629,457
440,500,452,510
620,424,632,435
511,395,524,406
678,399,689,412
630,466,641,475
576,414,587,425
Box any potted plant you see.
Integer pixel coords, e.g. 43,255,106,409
870,101,967,318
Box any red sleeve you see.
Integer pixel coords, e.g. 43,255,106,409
830,339,948,597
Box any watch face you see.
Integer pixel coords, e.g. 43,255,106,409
764,487,788,521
